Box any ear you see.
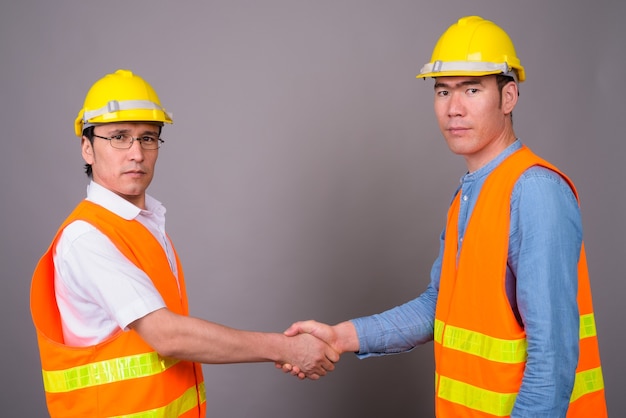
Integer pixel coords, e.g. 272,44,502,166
502,81,518,115
81,136,95,165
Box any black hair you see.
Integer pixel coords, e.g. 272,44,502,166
495,74,517,123
496,74,517,95
82,126,95,178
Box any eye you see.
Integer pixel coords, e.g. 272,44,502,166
436,90,449,97
467,88,479,95
141,136,158,143
111,134,125,141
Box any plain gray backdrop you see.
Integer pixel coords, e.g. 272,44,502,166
2,1,624,416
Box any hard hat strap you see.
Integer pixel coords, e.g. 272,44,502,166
420,60,518,82
83,100,171,123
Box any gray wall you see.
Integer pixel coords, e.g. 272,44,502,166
2,1,623,416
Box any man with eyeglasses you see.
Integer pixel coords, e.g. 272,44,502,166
30,69,338,417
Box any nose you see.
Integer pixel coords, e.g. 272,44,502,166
127,138,145,161
447,92,465,117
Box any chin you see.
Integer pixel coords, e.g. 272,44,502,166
445,142,470,156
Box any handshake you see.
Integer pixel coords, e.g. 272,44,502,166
274,319,359,380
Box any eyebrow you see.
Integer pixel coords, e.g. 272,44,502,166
105,128,160,136
434,79,483,90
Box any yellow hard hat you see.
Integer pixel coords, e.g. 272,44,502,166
418,16,525,82
74,69,173,137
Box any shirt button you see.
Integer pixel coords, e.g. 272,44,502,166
463,195,468,201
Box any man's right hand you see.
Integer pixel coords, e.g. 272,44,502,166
278,320,359,379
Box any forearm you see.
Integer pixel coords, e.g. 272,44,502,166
163,317,287,364
133,308,306,365
351,284,437,357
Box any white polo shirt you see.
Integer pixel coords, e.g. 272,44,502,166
53,182,178,347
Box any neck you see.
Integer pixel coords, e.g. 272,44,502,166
465,132,517,173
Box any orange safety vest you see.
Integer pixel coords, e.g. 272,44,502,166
31,200,206,417
434,146,606,417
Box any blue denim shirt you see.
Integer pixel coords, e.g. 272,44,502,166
352,140,581,417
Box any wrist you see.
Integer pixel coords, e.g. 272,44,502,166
334,321,359,353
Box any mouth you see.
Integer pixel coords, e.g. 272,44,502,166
447,126,469,135
123,170,146,177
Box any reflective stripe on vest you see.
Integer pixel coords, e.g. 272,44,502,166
435,312,604,414
435,366,604,417
434,313,599,365
434,319,527,364
579,313,597,339
437,374,516,416
42,351,180,393
571,367,604,403
108,382,207,418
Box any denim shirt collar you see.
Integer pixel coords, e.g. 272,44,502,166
460,139,523,184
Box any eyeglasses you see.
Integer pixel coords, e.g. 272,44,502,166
93,134,165,150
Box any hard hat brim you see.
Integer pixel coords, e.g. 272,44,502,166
74,108,172,137
417,69,511,80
